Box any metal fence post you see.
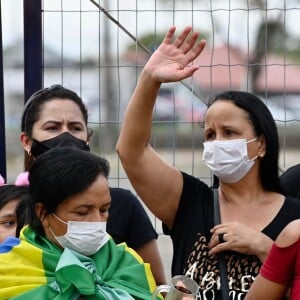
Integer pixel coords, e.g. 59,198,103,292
0,1,6,180
23,0,42,103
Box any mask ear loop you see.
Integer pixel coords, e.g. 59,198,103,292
52,213,68,225
246,137,258,144
246,137,260,161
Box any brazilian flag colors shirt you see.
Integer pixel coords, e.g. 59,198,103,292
0,226,156,299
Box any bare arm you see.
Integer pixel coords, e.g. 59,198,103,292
116,26,206,228
245,220,300,299
245,274,287,300
135,239,167,285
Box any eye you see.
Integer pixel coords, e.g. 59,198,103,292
0,220,16,228
99,207,110,216
75,210,89,216
69,123,85,133
224,128,235,137
71,126,84,132
45,125,59,132
205,131,215,141
100,208,109,215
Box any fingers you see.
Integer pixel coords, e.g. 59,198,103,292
163,26,177,44
208,236,228,256
180,32,199,53
163,26,206,57
146,26,205,83
209,224,232,254
218,233,226,243
209,231,227,247
187,39,206,59
173,26,193,48
209,222,256,256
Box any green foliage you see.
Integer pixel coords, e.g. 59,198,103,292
273,48,300,64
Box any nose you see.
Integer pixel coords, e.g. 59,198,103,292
90,210,106,222
215,134,226,141
61,127,71,134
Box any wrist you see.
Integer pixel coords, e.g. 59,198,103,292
255,235,273,262
138,69,162,97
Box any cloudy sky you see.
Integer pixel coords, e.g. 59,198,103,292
2,0,300,58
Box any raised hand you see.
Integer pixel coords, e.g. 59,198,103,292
143,26,206,84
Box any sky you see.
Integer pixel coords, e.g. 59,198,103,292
2,0,300,59
2,0,23,48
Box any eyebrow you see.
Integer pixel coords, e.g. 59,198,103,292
0,213,16,219
42,120,84,126
74,202,111,209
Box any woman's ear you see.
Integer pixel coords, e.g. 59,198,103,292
35,203,49,227
20,132,32,154
258,135,266,158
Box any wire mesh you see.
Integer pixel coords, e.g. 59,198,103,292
39,0,300,185
3,0,300,235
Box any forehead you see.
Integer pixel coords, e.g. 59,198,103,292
56,175,111,211
205,100,251,128
38,99,85,122
0,199,19,216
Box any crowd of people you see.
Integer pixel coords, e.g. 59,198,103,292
0,25,299,299
18,83,166,286
0,147,156,299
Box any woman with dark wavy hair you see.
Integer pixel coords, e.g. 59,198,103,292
116,25,300,299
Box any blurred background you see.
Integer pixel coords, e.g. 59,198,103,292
1,0,300,278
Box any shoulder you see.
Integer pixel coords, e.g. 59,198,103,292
175,172,213,225
108,187,150,217
281,163,300,180
109,187,138,203
282,196,300,209
181,171,211,200
181,171,209,189
280,164,300,198
275,219,300,247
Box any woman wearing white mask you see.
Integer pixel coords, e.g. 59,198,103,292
19,84,166,285
0,147,156,299
116,25,300,299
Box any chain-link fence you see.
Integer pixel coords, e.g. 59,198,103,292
3,0,300,218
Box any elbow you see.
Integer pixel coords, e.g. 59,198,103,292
115,140,121,157
116,140,132,169
116,140,125,163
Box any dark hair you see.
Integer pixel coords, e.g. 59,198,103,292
0,185,29,209
21,84,91,170
0,185,30,237
28,147,110,235
209,90,282,193
15,195,31,237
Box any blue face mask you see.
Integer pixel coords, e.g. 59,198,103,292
30,132,90,158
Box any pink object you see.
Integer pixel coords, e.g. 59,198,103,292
0,174,5,186
15,172,29,186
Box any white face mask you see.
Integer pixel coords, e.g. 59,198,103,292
49,213,109,256
202,138,258,183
